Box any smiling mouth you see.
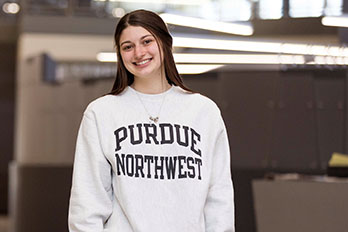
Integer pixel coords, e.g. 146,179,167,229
134,58,152,66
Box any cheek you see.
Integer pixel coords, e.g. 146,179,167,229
149,43,161,55
121,53,132,65
154,47,162,56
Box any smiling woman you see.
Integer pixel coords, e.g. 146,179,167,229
68,9,235,232
119,26,165,93
111,9,192,95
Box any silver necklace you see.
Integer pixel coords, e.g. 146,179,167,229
132,86,172,123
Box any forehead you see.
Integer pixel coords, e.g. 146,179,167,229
120,26,154,43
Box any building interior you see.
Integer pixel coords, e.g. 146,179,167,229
1,0,348,231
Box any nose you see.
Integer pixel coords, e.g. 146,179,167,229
134,46,145,59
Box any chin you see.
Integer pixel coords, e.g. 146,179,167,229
135,73,154,79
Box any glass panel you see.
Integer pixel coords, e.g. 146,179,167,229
258,0,283,19
324,0,343,16
218,0,252,21
289,0,325,18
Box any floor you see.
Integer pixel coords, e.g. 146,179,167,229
0,216,9,232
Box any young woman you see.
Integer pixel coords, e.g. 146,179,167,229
68,9,235,232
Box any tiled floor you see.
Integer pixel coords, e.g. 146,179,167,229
0,216,9,232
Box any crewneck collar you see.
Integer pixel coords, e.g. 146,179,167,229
128,85,174,101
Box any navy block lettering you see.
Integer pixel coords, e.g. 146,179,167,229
178,155,187,179
128,124,143,145
190,128,201,157
144,123,159,144
159,123,174,144
114,127,127,152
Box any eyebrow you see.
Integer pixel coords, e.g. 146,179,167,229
120,34,153,46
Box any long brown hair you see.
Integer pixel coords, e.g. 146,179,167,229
109,9,193,95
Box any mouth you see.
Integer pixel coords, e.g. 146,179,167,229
133,58,152,66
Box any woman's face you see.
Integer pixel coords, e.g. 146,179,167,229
119,26,164,81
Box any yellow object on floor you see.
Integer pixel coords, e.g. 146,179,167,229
329,153,348,167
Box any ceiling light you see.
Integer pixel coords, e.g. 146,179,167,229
2,2,20,14
312,56,348,66
160,13,253,36
97,52,117,62
173,54,305,64
176,64,223,74
172,36,348,57
321,15,348,28
112,8,125,18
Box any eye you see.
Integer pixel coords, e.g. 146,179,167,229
143,39,153,45
122,44,133,51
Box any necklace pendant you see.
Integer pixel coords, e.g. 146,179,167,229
149,116,159,123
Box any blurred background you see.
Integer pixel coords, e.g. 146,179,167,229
1,0,348,231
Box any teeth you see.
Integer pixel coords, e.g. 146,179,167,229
136,59,150,65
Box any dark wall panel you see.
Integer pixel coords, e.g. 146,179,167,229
12,165,72,232
0,43,16,214
182,73,219,103
314,71,345,169
218,72,278,169
270,71,318,170
346,72,348,153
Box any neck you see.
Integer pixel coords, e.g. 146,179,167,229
132,75,171,94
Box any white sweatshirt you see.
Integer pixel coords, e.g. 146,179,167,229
68,85,235,232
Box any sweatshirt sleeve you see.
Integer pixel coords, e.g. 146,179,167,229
204,115,235,232
68,112,113,232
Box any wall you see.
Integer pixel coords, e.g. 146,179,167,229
0,42,16,214
15,33,115,165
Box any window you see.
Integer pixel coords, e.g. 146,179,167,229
324,0,343,16
289,0,325,18
219,0,252,21
258,0,283,19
